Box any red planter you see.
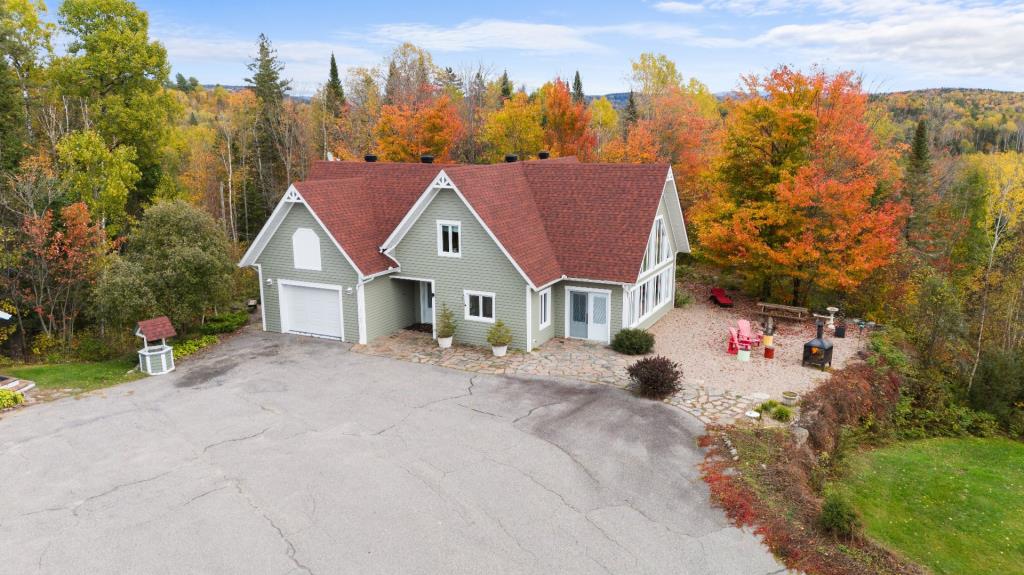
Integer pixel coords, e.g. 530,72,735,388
764,346,776,359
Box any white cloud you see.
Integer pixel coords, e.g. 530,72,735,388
369,20,604,53
653,2,705,14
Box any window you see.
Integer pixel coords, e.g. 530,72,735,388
640,216,672,275
539,288,551,329
292,228,321,271
437,220,461,257
464,290,495,323
630,266,674,325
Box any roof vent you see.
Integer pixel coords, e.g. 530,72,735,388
364,154,378,163
504,154,519,163
538,151,550,159
420,154,434,164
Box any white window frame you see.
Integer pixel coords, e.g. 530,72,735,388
292,228,322,271
437,219,462,258
639,215,672,279
628,265,674,327
464,290,495,323
538,288,551,329
563,285,613,344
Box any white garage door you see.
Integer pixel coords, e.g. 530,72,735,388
280,282,343,339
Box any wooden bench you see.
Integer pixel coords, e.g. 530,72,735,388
756,302,809,321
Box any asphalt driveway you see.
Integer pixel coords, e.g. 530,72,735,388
0,329,783,574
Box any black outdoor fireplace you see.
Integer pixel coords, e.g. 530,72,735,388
802,321,834,370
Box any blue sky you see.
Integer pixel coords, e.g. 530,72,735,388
130,0,1024,96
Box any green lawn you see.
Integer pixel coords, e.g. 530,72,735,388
6,358,145,392
838,437,1024,575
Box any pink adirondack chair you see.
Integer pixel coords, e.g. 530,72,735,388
727,328,740,355
737,319,761,348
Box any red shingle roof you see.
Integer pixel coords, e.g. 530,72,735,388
137,316,176,341
297,158,671,285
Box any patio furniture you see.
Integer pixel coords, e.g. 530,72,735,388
710,287,734,308
136,316,177,376
756,302,809,321
727,327,740,355
737,319,762,348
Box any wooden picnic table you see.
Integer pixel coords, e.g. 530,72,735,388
755,302,809,321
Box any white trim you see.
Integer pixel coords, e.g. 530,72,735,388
277,279,345,341
563,285,612,344
238,185,365,280
356,282,367,344
621,288,630,330
463,289,496,323
538,287,551,330
636,257,675,284
564,276,630,287
380,170,538,289
255,264,267,331
436,219,462,258
525,284,532,352
665,167,691,254
627,266,674,328
637,215,673,282
363,267,398,281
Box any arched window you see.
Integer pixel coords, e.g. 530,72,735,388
292,228,321,271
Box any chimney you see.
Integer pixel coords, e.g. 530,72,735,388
504,154,519,163
364,154,378,163
420,154,434,164
537,151,550,159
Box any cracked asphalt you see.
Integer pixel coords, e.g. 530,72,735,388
0,329,785,574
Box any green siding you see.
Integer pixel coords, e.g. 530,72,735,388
255,203,360,342
363,277,417,342
392,189,530,350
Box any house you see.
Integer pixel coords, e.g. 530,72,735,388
238,155,689,350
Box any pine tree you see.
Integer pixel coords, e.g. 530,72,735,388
326,53,346,114
905,119,932,243
499,70,513,100
623,90,638,137
175,72,189,92
572,71,584,104
0,58,25,172
245,34,291,221
245,34,290,107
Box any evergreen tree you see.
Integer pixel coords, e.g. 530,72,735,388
0,58,25,172
175,72,189,92
245,33,291,222
326,53,346,113
499,70,513,100
905,119,932,243
623,90,638,137
572,71,584,104
383,60,399,105
245,34,290,107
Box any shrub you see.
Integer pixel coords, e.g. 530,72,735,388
0,389,25,409
436,304,456,338
486,321,512,347
674,291,692,308
757,400,781,413
31,332,66,363
200,311,249,335
175,335,218,359
628,356,682,399
819,491,859,539
612,328,655,355
771,405,793,422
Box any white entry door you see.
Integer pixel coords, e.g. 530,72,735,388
280,282,343,339
419,281,434,324
568,289,610,343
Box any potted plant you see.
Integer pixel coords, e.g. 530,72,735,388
781,391,799,406
834,314,847,338
487,320,512,357
436,304,456,349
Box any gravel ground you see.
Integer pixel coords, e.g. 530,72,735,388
649,284,867,399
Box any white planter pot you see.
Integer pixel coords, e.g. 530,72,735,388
781,392,798,406
491,345,508,357
438,336,453,349
737,348,751,362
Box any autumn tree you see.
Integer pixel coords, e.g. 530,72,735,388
694,66,902,305
383,43,435,107
376,95,462,162
56,130,141,234
481,92,543,162
539,79,595,160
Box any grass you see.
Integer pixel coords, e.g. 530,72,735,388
5,358,145,393
837,437,1024,575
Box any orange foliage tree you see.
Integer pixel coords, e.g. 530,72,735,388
693,67,903,305
539,79,596,160
376,94,463,162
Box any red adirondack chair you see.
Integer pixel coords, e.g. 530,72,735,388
710,287,734,307
727,327,740,355
737,319,761,348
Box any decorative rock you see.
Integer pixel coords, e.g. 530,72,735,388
791,425,810,447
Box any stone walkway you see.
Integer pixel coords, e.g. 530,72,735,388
353,330,767,424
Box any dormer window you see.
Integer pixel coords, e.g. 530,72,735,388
437,220,461,257
292,228,321,270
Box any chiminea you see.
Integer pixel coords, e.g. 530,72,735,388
802,321,834,370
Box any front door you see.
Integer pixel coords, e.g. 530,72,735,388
568,289,610,343
419,281,434,324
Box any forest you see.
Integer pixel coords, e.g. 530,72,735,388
0,0,1022,436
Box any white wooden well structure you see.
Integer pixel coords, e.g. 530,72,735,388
136,316,176,375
